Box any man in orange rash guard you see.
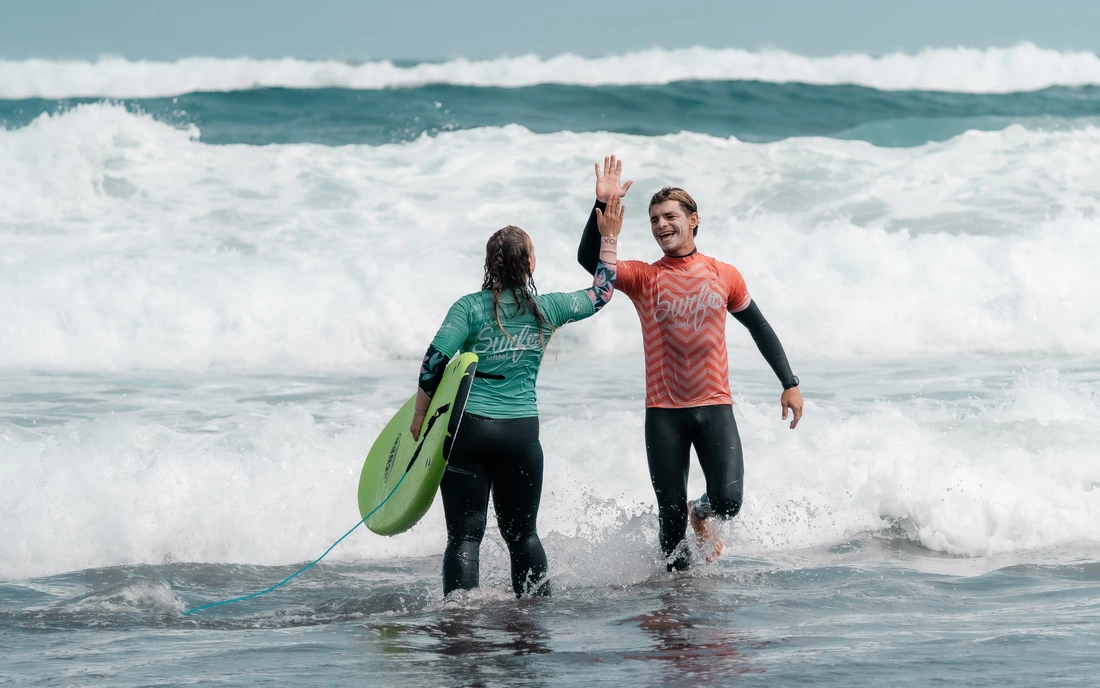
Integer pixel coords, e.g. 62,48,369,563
577,156,804,570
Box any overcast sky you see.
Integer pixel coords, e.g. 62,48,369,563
3,0,1100,61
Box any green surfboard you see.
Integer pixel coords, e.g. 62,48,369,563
357,352,478,536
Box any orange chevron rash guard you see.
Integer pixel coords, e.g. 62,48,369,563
617,252,751,408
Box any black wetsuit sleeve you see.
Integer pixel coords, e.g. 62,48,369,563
732,301,799,389
418,344,450,396
577,200,607,275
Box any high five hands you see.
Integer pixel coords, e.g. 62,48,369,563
595,155,633,203
595,195,625,239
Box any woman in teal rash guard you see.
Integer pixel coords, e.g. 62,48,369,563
411,196,624,597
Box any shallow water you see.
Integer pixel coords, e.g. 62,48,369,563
3,358,1100,685
4,542,1099,686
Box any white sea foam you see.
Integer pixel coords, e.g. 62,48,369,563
2,369,1097,580
3,44,1100,98
1,104,1098,371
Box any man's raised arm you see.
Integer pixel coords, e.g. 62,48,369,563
579,155,632,275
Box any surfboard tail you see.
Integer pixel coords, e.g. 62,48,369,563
442,359,477,461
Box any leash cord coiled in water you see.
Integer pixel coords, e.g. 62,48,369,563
182,470,409,617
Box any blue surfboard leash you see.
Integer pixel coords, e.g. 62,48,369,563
182,470,410,617
182,383,465,616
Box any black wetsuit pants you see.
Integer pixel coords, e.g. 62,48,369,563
645,404,745,570
439,413,550,597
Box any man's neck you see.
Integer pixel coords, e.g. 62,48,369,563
664,244,698,259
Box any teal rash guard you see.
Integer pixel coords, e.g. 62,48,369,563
419,245,617,419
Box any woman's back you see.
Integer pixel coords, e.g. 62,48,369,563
415,199,624,598
428,288,600,419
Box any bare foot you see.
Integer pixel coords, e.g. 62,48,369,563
688,500,723,563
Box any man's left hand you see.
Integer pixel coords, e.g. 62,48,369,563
781,387,803,429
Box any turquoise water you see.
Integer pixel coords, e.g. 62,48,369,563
3,83,1099,147
3,47,1100,685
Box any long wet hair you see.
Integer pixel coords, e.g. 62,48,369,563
482,225,550,345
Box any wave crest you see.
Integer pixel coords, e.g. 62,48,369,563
2,105,1100,369
3,43,1100,99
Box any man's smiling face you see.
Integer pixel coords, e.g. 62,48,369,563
649,200,698,256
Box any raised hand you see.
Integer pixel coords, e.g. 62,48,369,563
595,195,626,239
594,155,633,203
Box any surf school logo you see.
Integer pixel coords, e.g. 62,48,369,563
654,282,725,331
383,436,401,483
472,324,543,362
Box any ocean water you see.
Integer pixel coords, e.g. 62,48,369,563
2,45,1100,686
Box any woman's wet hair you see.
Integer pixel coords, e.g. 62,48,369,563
482,225,549,343
649,187,700,237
